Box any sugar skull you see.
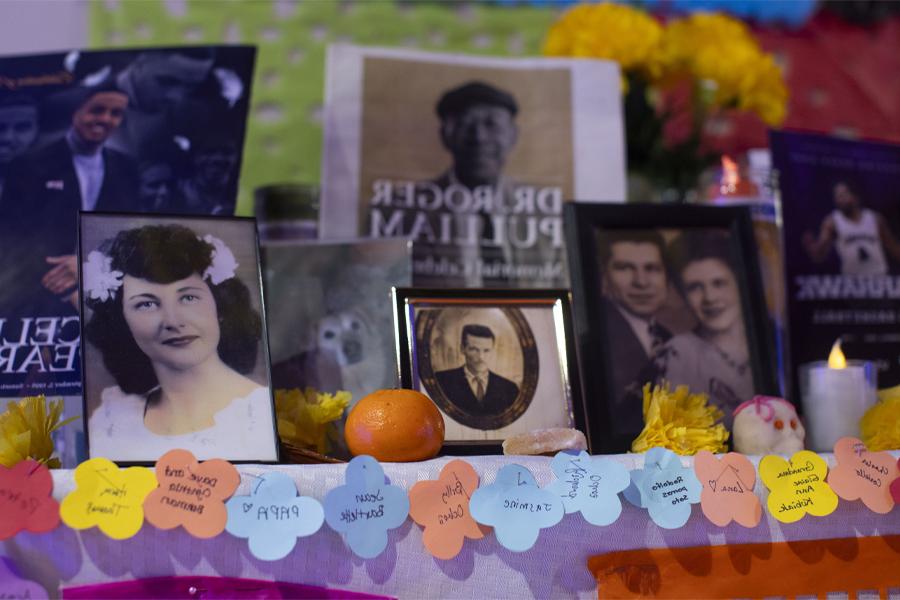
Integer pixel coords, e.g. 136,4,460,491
732,396,805,455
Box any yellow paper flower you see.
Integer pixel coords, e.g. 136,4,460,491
0,395,78,469
60,457,158,540
632,383,729,455
275,388,351,454
859,385,900,451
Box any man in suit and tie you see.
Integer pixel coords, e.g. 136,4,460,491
1,83,137,315
435,323,520,420
598,230,672,433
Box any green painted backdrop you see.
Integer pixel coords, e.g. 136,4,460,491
91,0,559,215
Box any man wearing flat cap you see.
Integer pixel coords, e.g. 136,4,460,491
433,81,519,193
413,81,523,286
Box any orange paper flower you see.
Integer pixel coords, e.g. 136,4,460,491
144,449,240,539
409,459,487,560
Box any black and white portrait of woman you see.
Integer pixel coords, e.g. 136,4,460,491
80,213,278,463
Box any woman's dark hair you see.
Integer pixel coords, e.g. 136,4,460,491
85,224,261,395
667,230,739,293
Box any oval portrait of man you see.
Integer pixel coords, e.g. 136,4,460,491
416,306,538,430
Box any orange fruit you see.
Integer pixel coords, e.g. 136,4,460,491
344,389,445,462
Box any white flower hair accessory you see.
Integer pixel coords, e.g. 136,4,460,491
201,234,238,285
82,250,123,302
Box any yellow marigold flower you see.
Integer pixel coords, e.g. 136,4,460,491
660,11,788,125
275,388,351,455
543,2,667,83
859,385,900,451
0,395,77,468
632,383,729,455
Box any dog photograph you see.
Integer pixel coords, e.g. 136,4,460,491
262,238,412,405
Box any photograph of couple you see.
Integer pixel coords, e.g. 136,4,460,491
598,227,755,436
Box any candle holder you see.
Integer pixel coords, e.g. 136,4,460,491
799,360,877,452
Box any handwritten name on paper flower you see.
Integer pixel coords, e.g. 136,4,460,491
546,450,629,526
324,455,409,559
827,438,899,514
694,451,761,528
625,447,702,529
225,471,324,561
408,459,486,560
144,449,240,538
59,458,157,540
759,450,839,524
0,460,60,539
469,464,563,552
0,559,48,600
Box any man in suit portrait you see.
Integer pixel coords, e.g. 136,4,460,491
598,230,672,433
435,323,520,419
1,83,137,314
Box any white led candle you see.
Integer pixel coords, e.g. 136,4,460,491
800,340,877,452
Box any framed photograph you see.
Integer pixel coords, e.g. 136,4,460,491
393,288,587,453
262,237,412,405
565,203,779,453
78,212,279,464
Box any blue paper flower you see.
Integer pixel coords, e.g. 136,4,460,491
225,471,324,561
546,450,630,526
625,447,702,529
469,464,564,552
324,455,410,559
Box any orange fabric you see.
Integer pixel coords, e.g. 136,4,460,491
588,535,900,599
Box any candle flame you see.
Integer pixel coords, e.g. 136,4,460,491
828,339,847,369
720,155,740,195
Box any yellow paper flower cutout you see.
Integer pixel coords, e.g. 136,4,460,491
759,450,839,523
631,383,729,455
60,457,158,540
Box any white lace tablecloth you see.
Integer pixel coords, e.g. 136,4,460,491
4,453,900,599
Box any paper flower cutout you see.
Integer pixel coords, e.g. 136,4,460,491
759,450,839,523
225,471,324,561
409,459,487,560
624,447,702,529
324,455,409,559
827,437,899,514
546,450,629,526
144,449,240,538
694,451,761,528
469,464,564,552
892,458,900,505
59,457,157,540
202,234,238,285
0,559,48,600
0,459,60,539
82,250,123,302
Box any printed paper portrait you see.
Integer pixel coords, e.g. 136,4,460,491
323,46,625,290
79,213,277,464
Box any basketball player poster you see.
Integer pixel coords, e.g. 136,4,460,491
771,130,900,400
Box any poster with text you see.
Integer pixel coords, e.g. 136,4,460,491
0,45,256,397
772,131,900,400
320,44,625,289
